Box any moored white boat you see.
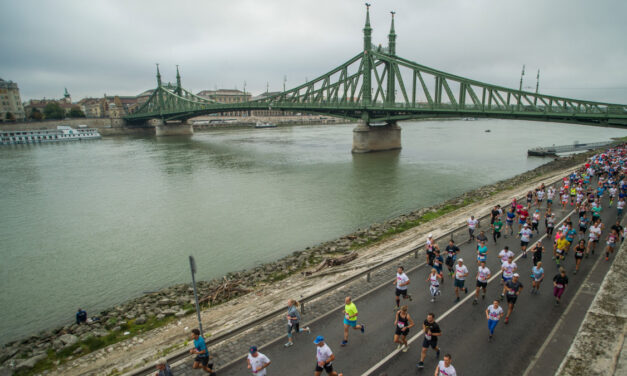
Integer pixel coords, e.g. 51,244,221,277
0,126,101,145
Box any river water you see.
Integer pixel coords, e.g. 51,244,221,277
1,119,625,344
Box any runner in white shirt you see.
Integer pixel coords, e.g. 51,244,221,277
498,246,514,265
453,259,469,302
435,354,457,376
393,266,412,310
587,220,602,256
473,261,491,304
247,346,271,376
426,268,442,303
518,224,533,258
500,256,517,300
313,336,339,376
547,187,555,209
467,216,479,241
485,300,504,341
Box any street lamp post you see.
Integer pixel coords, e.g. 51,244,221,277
189,255,204,336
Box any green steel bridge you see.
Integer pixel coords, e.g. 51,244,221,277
124,6,627,130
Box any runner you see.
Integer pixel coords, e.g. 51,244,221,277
476,240,488,266
530,261,544,294
531,209,541,234
393,305,415,352
433,250,445,285
526,190,534,207
537,187,545,207
416,313,441,369
617,197,625,217
518,223,533,258
546,212,556,236
500,255,517,300
313,336,339,376
467,216,478,241
564,223,577,252
473,261,490,305
485,300,504,341
505,207,516,236
504,274,523,324
427,268,442,303
341,296,364,346
493,216,503,243
573,240,586,274
531,243,544,266
247,346,271,376
587,218,602,256
555,233,570,267
609,184,617,207
425,234,439,267
547,186,555,209
444,239,460,278
579,213,589,240
393,266,412,310
190,329,216,375
285,299,310,347
498,246,514,266
434,354,457,376
605,228,619,261
476,230,488,246
453,258,469,302
552,268,569,305
518,206,529,231
561,190,569,209
611,220,624,243
490,205,500,231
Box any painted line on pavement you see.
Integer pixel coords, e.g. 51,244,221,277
361,206,578,376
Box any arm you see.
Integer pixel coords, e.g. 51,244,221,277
434,364,440,376
258,360,271,371
407,314,415,329
485,308,490,320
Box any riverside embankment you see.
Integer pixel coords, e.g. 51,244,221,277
0,142,613,376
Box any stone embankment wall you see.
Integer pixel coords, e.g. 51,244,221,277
557,239,627,375
1,118,117,130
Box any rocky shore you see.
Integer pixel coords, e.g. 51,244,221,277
0,147,612,375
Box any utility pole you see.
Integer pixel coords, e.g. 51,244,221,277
189,256,203,337
283,75,287,92
519,64,525,92
535,69,540,94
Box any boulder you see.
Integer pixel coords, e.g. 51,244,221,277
156,314,165,320
0,346,19,363
174,310,187,318
92,329,109,338
158,298,173,306
14,353,47,371
58,334,78,346
161,309,177,317
134,316,147,325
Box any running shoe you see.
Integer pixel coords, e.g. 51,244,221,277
431,298,435,303
416,362,424,369
482,294,486,300
402,345,409,353
284,342,293,347
573,270,577,275
436,349,440,359
396,344,402,350
505,317,509,324
488,335,492,342
361,324,365,334
455,297,460,302
464,287,468,294
341,340,348,346
304,326,311,333
408,295,413,301
472,299,477,305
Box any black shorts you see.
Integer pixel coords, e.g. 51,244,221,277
289,322,300,333
422,337,438,349
506,295,517,304
315,362,334,373
445,257,455,267
476,280,487,288
395,327,410,336
575,253,584,260
395,288,408,297
521,240,529,247
195,355,209,366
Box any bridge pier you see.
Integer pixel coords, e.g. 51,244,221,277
352,121,401,153
151,119,194,136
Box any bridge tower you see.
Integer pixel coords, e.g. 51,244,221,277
352,6,402,153
153,64,193,136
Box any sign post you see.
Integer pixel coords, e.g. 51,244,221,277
189,255,203,336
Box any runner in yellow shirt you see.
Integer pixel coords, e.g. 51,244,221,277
341,296,365,346
555,234,570,266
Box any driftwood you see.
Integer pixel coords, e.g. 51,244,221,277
199,277,251,305
304,252,359,275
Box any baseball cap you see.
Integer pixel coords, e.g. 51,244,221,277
428,233,433,238
457,258,463,262
313,336,324,344
513,273,520,277
249,346,257,354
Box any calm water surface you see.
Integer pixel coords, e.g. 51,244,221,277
1,119,625,343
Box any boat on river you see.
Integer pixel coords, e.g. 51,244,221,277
254,121,277,128
0,126,101,145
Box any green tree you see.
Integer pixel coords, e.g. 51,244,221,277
68,106,86,118
4,112,15,122
30,108,44,121
43,102,65,119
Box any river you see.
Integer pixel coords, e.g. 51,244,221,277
0,119,625,344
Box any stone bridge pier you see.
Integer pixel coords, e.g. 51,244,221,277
149,119,194,136
352,120,401,153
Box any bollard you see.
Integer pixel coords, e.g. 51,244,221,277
414,250,418,258
367,272,371,282
301,302,305,314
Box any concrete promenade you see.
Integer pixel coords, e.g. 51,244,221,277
158,175,623,375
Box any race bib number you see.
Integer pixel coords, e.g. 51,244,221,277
397,322,405,329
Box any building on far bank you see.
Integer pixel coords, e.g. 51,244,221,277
197,89,251,117
0,78,25,121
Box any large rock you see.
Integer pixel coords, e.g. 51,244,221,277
134,316,147,325
174,310,187,318
14,353,47,371
158,298,173,306
58,334,78,346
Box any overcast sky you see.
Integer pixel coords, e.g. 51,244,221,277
1,0,626,103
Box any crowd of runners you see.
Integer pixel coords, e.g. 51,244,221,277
157,146,626,376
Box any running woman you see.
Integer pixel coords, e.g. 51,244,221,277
537,187,545,207
530,261,544,294
416,313,441,369
500,256,517,300
573,240,585,274
477,240,488,266
473,261,491,304
453,258,469,302
547,212,556,236
579,214,589,240
341,296,364,346
427,268,442,303
518,207,529,231
435,354,457,376
531,210,541,234
605,229,619,261
247,346,271,376
531,243,544,266
555,234,570,267
425,234,439,267
285,299,310,347
393,266,412,310
561,191,569,209
504,274,524,324
505,207,516,236
518,223,533,258
587,219,602,256
485,300,504,341
553,268,569,305
313,336,339,376
393,305,415,352
433,250,445,285
547,187,555,209
467,216,478,241
493,216,503,243
444,240,460,278
617,197,625,217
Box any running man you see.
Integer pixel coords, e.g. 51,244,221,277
313,336,339,376
505,207,516,236
444,240,460,278
473,261,491,304
433,249,444,284
416,313,441,369
393,305,415,352
531,243,544,266
555,234,570,267
518,223,533,258
547,186,555,209
500,256,517,299
453,258,469,302
467,216,479,241
617,197,625,217
493,216,503,243
477,240,488,266
247,346,271,376
341,296,364,346
435,354,457,376
190,329,216,375
427,268,442,303
530,261,544,294
498,246,514,266
587,218,602,256
393,266,412,310
553,268,569,305
504,274,523,324
425,234,439,267
485,300,504,341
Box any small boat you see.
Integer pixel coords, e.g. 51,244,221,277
255,121,277,128
485,129,491,133
463,117,478,121
1,125,101,145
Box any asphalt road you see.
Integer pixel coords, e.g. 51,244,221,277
217,181,621,376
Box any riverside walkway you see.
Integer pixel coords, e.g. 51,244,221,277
158,167,624,375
